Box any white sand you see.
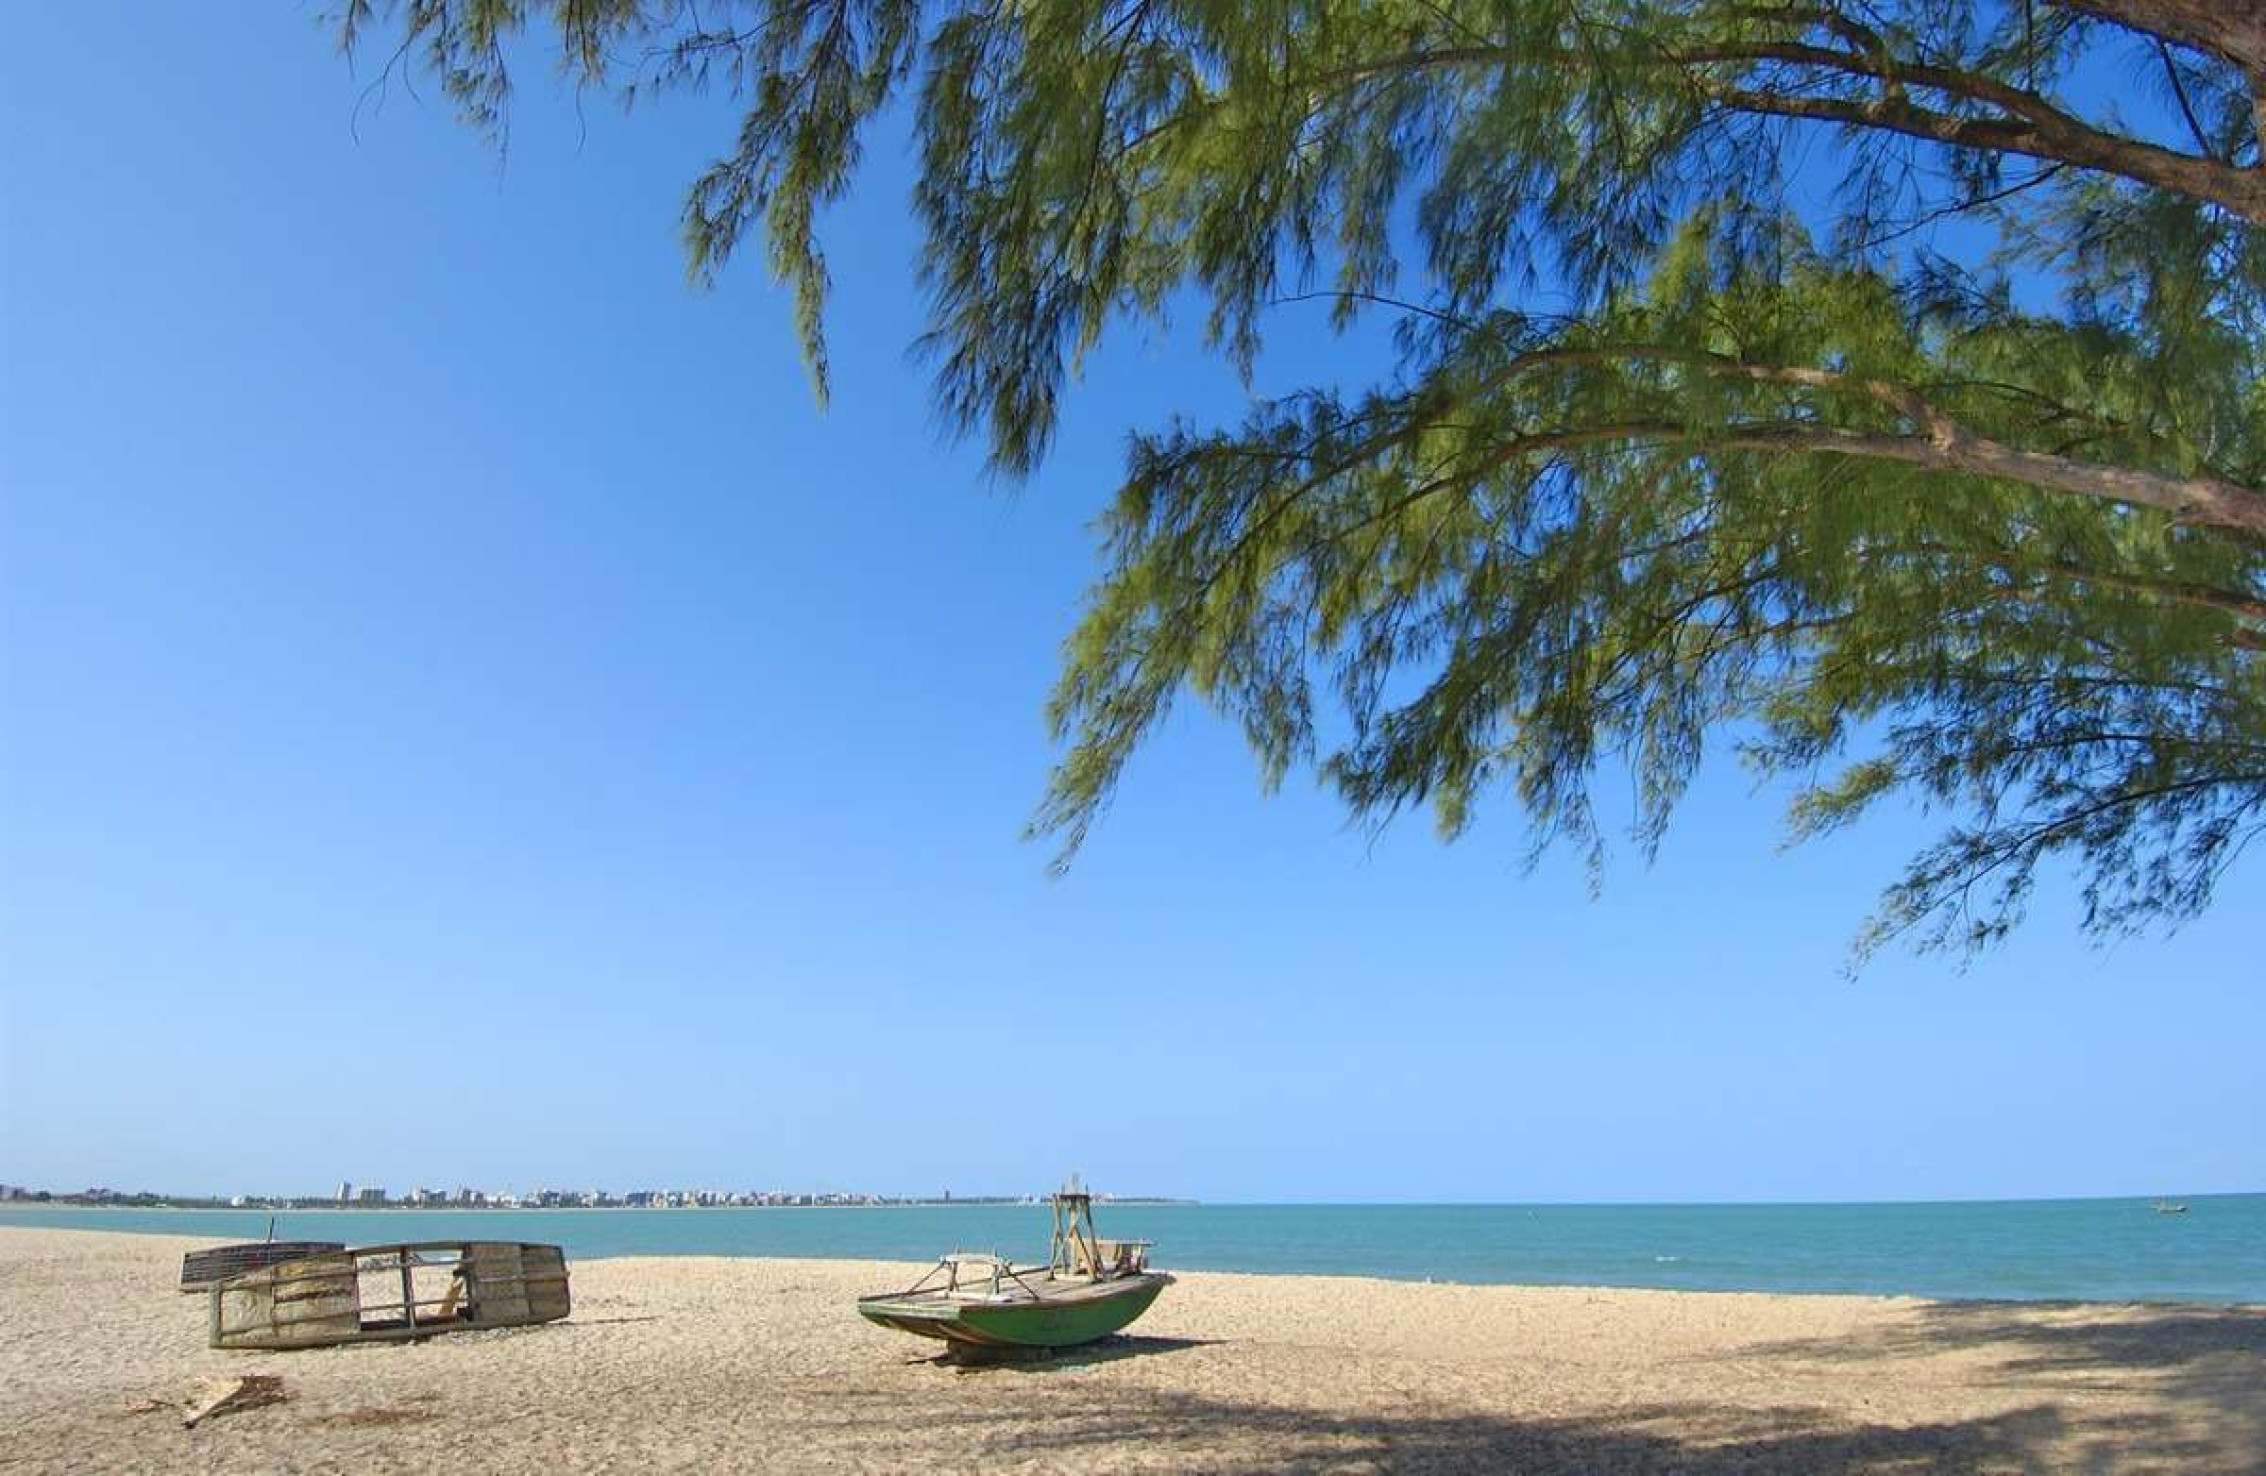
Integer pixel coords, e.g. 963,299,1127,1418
1,1227,2258,1472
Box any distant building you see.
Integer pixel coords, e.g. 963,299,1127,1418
357,1186,387,1205
336,1181,353,1205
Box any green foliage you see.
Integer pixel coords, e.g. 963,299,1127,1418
337,0,2266,958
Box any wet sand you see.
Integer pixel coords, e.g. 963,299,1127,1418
1,1226,2259,1472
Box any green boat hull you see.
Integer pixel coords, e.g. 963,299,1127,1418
859,1274,1168,1349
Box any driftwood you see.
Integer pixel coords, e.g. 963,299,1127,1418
181,1375,287,1428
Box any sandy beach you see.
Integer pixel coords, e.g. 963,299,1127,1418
0,1227,2258,1473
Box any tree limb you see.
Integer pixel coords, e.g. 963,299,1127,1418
2055,0,2266,76
1395,340,2266,536
1706,83,2266,221
1708,423,2266,536
1313,31,2266,222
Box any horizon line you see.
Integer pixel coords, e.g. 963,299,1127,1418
8,1188,2261,1210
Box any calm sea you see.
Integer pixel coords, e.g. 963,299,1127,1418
4,1196,2259,1304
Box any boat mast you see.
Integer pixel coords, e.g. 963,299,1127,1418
1049,1173,1100,1277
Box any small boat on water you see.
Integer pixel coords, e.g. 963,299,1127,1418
208,1241,570,1350
858,1178,1169,1351
2152,1200,2190,1215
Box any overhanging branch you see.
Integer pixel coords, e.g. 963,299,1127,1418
1400,342,2266,537
1312,26,2266,222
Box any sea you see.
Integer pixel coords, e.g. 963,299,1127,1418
5,1195,2260,1304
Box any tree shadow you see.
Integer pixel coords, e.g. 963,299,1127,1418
817,1387,2084,1472
1737,1298,2264,1377
859,1302,2266,1468
850,1302,2263,1468
1730,1299,2265,1470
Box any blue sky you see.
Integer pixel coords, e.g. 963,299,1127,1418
2,7,2258,1205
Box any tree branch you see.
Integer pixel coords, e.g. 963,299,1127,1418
1406,340,2266,536
1709,423,2266,536
1705,82,2266,221
1311,30,2266,222
2056,0,2266,76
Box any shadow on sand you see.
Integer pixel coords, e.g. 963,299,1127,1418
1729,1298,2266,1471
870,1301,2265,1470
921,1333,1218,1373
831,1386,2082,1472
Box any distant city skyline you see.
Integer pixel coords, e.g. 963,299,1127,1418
6,1178,2253,1211
0,1180,1174,1210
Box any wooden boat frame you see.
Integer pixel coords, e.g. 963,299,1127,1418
179,1240,346,1294
209,1241,570,1350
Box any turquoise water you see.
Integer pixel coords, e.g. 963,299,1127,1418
4,1195,2258,1303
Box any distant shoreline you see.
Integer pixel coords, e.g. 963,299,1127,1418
0,1198,1199,1213
3,1190,2256,1210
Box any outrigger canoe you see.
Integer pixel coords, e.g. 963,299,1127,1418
858,1179,1170,1351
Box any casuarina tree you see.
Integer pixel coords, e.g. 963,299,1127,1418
333,0,2266,957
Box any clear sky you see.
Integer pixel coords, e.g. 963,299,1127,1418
2,7,2257,1206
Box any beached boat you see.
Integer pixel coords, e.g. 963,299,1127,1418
179,1240,346,1293
209,1241,569,1350
857,1179,1169,1351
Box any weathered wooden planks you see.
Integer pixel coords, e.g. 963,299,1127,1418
209,1242,571,1350
179,1241,346,1293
